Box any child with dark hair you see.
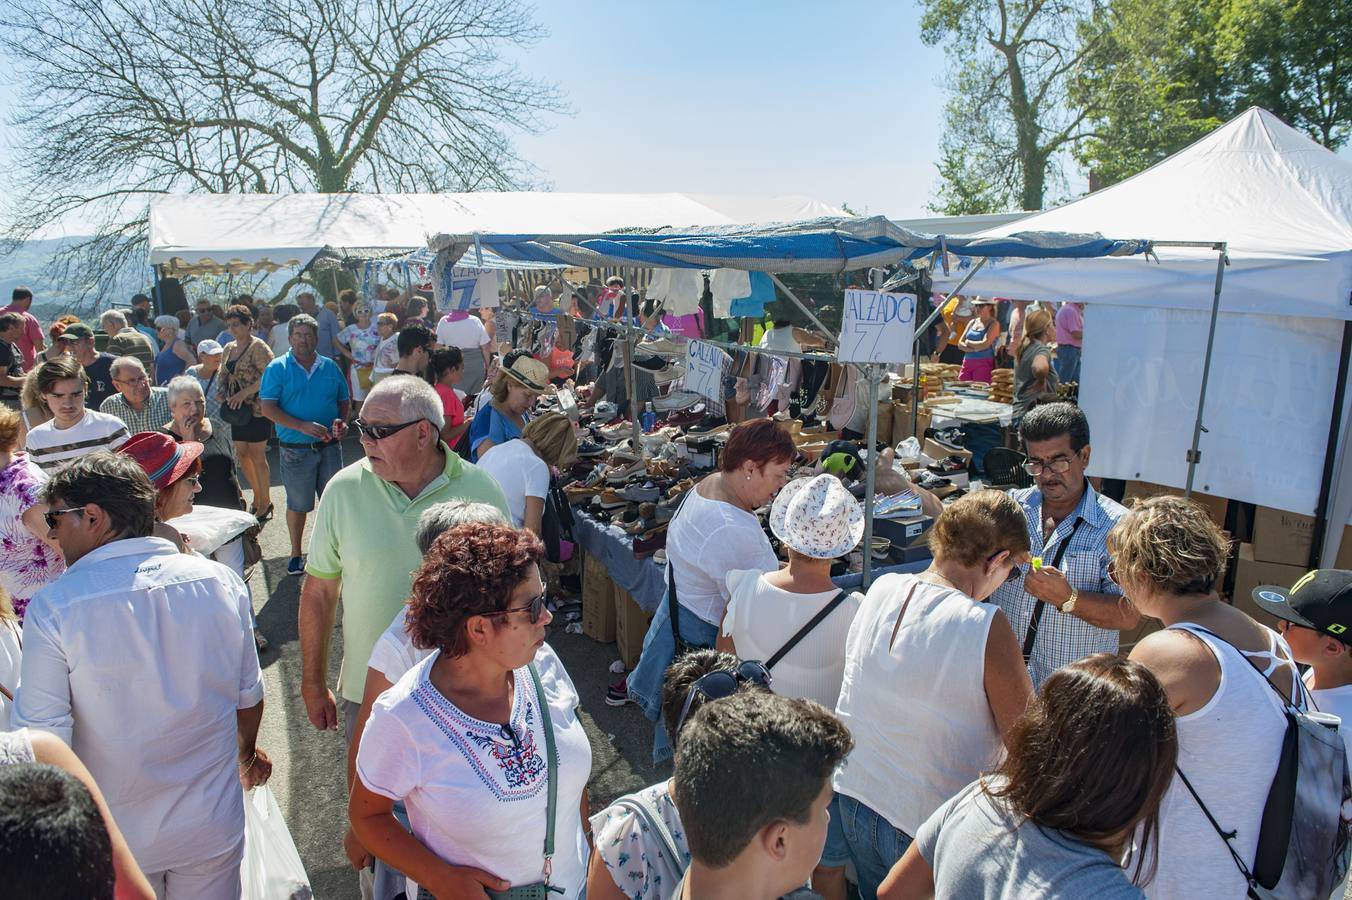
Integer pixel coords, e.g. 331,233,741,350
586,649,770,899
0,762,115,899
672,691,854,900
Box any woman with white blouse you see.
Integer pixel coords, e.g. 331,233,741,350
720,473,864,709
828,489,1034,900
351,522,592,899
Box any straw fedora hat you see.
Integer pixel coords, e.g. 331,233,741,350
504,355,549,393
769,473,865,559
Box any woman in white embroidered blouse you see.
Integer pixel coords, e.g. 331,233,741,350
351,522,592,899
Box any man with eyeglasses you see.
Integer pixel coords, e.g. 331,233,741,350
187,300,226,347
297,377,506,891
989,402,1137,686
14,451,269,899
98,356,171,434
258,313,351,576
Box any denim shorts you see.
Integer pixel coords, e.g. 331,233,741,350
819,793,913,900
279,442,343,513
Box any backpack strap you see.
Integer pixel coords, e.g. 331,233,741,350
1174,765,1259,891
613,792,683,870
765,590,850,671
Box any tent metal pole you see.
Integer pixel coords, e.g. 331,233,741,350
769,274,835,345
862,364,880,588
1309,320,1352,569
912,257,989,439
330,267,340,303
1184,244,1228,496
625,268,641,445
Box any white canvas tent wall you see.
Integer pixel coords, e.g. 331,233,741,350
933,108,1352,561
146,192,846,276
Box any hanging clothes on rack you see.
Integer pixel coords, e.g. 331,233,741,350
646,269,704,315
728,272,776,319
709,269,752,317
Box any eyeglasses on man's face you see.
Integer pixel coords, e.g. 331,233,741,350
44,506,85,530
1022,456,1075,476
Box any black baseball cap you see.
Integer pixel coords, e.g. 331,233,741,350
1252,569,1352,645
58,323,94,341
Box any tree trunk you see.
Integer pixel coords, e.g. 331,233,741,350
1002,47,1046,210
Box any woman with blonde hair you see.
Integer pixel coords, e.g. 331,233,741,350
1012,307,1058,422
475,411,577,535
18,367,52,444
1114,496,1302,899
827,489,1034,899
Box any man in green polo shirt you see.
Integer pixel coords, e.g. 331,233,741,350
298,375,508,748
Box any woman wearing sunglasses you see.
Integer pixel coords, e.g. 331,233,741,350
118,430,203,553
828,489,1034,900
587,649,770,900
351,522,593,900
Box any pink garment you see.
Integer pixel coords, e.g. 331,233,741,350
0,305,43,370
662,309,705,339
1055,303,1084,347
442,311,470,323
0,452,65,619
958,357,995,383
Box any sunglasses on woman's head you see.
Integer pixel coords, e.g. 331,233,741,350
482,591,548,625
675,660,773,735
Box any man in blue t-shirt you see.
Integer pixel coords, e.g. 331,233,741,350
259,313,350,575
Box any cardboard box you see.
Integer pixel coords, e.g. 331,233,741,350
1251,505,1317,567
891,403,931,444
923,437,972,465
1122,481,1229,529
581,553,616,643
614,588,654,669
1229,543,1306,630
1340,525,1352,569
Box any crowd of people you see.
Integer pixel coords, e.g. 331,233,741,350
0,278,1348,900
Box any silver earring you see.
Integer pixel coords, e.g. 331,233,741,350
746,474,752,480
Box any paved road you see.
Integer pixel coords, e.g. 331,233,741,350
243,440,663,898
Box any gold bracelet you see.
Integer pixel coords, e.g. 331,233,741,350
239,752,257,770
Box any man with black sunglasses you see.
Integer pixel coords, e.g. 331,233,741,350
297,376,507,894
990,402,1137,686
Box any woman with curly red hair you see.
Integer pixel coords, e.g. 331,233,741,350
350,522,592,899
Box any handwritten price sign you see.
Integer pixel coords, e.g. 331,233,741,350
837,290,916,364
684,340,730,414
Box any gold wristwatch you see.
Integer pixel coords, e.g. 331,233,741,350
1060,587,1079,615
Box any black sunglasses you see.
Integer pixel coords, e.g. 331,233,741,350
354,417,424,441
675,660,773,735
989,551,1023,584
483,591,548,625
44,507,84,530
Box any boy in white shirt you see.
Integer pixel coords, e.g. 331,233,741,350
1252,569,1352,756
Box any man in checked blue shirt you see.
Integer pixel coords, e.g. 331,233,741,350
990,402,1138,686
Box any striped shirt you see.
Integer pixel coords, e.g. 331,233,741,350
99,387,171,436
990,481,1128,687
25,410,130,471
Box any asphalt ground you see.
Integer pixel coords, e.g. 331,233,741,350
243,437,663,899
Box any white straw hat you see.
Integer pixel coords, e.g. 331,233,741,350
769,474,865,559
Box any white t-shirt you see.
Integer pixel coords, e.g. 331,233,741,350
666,485,779,626
436,315,492,350
833,574,1002,837
357,644,592,898
24,410,130,472
0,618,20,729
722,570,861,709
759,327,801,354
476,440,549,528
368,607,430,687
1307,671,1352,759
269,322,292,358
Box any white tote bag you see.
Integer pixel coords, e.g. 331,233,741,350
240,786,313,900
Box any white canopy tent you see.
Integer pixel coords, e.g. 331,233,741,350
933,108,1352,563
146,192,845,276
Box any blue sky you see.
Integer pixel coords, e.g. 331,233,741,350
0,1,960,234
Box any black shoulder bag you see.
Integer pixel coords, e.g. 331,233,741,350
765,590,850,671
1021,516,1084,663
539,478,575,564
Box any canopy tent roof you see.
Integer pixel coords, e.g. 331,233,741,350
147,191,847,276
431,215,1151,275
932,108,1352,321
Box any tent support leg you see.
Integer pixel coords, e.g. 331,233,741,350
1184,244,1228,496
769,274,835,345
151,265,163,317
912,257,989,439
1310,320,1352,569
863,365,880,589
624,268,641,445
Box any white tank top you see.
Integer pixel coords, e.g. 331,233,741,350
833,573,1001,835
1147,623,1299,900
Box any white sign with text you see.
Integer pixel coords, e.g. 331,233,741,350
684,340,730,414
837,290,917,364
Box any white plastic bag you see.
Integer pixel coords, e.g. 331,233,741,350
240,786,313,900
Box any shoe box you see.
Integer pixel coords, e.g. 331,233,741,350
581,553,616,643
1249,506,1352,568
614,587,654,669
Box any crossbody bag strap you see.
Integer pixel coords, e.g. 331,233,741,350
666,488,696,652
1175,764,1259,891
526,663,557,885
614,794,683,869
766,590,850,671
1021,516,1084,663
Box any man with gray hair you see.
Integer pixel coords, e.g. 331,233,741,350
99,356,171,434
339,499,509,893
101,309,157,380
298,374,506,762
258,312,350,575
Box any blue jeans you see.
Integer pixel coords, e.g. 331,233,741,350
1055,344,1080,384
279,442,343,513
625,589,719,763
821,794,913,900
